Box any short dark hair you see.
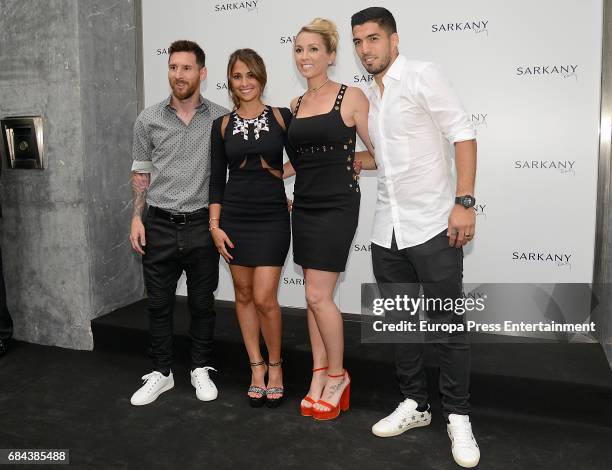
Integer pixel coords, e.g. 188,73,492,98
351,7,397,35
168,40,206,67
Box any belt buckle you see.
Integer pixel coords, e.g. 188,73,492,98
170,213,187,225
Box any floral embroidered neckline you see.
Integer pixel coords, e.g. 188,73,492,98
233,107,270,141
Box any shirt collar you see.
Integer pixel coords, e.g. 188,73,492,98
164,94,208,112
369,54,407,90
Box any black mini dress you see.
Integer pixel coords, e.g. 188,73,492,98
209,106,292,266
287,85,360,272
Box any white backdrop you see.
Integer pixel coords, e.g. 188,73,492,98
141,0,603,314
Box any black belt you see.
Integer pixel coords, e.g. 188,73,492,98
148,206,208,224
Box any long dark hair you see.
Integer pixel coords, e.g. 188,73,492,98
226,48,267,109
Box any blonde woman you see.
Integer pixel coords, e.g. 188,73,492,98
284,18,375,420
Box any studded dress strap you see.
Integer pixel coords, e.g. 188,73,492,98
293,94,305,116
333,84,348,112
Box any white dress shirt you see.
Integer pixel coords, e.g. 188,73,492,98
366,54,476,250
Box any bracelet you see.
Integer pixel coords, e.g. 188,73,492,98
209,226,219,232
209,217,219,223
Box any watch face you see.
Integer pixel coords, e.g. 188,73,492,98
464,196,473,206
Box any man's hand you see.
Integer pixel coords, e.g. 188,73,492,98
130,217,146,255
354,151,376,172
447,205,476,248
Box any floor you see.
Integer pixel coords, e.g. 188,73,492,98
0,298,611,469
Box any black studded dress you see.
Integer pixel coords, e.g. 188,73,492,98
287,84,360,272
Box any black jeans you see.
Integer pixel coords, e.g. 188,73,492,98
371,230,470,418
142,207,219,374
0,245,12,341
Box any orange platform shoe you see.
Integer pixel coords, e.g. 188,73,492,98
300,366,328,417
313,370,350,421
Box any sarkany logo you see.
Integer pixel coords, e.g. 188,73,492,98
514,160,576,176
470,113,488,129
215,1,260,13
516,65,578,80
512,251,572,269
431,20,488,36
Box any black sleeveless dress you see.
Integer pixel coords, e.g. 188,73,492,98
209,106,292,266
287,84,360,272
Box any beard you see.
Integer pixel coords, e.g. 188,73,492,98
363,54,391,76
170,78,199,100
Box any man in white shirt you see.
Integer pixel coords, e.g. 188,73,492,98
352,7,479,468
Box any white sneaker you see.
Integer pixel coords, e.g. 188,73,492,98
447,414,480,468
372,398,432,437
190,366,218,401
130,371,174,406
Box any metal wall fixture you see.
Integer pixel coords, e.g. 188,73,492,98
0,116,45,170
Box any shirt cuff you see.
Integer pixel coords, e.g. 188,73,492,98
131,160,154,172
451,129,477,143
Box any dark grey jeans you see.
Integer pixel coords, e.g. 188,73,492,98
371,230,470,418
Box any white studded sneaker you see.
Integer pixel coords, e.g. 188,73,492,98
447,414,480,468
130,371,174,406
372,398,432,437
190,366,218,401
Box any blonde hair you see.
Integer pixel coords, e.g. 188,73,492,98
298,17,339,54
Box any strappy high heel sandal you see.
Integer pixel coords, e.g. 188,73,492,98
248,360,267,408
300,366,328,417
265,359,284,408
313,369,350,421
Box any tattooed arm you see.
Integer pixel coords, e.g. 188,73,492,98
130,172,150,255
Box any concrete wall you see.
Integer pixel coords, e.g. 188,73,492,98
77,0,143,317
0,0,143,349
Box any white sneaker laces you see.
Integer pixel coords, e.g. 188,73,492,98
141,371,163,390
451,422,476,448
386,401,414,422
193,366,217,387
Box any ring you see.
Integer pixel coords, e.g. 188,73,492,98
465,233,473,238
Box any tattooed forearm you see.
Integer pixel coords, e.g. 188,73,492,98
132,172,150,219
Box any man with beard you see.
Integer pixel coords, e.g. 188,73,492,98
129,40,228,406
351,7,479,468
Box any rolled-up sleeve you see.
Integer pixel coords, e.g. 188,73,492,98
416,63,476,144
131,115,154,173
209,117,228,204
